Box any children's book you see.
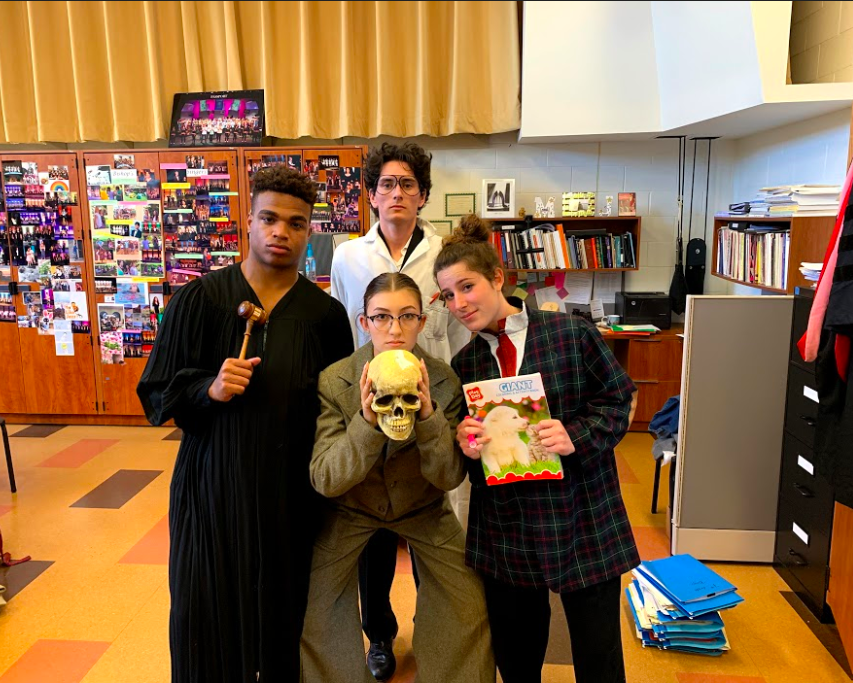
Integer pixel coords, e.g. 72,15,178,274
462,373,564,486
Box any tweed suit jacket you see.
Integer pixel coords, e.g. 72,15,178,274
311,342,465,520
451,305,640,592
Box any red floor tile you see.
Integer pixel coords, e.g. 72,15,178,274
632,525,671,561
615,452,639,484
119,515,169,565
0,639,110,683
38,439,119,468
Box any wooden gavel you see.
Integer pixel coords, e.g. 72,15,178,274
237,301,268,360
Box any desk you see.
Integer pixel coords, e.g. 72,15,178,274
603,325,684,432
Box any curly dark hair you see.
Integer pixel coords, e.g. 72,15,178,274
251,165,317,210
364,142,433,205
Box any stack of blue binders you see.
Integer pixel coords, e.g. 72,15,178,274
625,553,744,656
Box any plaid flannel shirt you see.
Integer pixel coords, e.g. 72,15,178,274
452,305,640,593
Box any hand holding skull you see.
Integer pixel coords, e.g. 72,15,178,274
360,361,379,428
417,358,433,421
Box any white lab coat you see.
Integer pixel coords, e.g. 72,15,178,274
330,218,471,364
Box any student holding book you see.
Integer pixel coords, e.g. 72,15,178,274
301,272,494,683
434,214,639,683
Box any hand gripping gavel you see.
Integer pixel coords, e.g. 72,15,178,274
237,301,269,360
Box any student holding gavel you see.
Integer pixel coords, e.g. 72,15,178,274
138,165,352,683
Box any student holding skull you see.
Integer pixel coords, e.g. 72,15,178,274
302,272,494,683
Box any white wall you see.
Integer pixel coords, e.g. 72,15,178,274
730,107,849,200
520,1,662,138
790,1,853,84
652,1,764,130
388,133,695,296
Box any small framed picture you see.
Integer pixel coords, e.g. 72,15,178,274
618,192,637,217
481,179,515,219
445,193,476,217
430,219,453,235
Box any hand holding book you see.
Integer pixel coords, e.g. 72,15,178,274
457,417,491,459
532,419,575,455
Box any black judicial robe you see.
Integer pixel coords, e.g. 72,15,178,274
137,265,353,683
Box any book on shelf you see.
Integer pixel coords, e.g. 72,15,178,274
716,225,789,289
491,223,636,271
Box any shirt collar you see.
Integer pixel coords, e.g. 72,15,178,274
478,301,529,342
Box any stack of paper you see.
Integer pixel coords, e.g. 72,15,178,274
799,262,823,283
626,554,743,656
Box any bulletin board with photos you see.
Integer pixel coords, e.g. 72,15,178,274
80,151,161,416
242,146,367,236
0,152,99,416
81,151,165,372
157,150,242,288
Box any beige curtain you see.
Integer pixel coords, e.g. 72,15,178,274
0,1,520,143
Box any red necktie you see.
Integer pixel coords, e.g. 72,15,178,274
495,319,516,378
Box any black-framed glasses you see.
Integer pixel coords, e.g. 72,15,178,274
366,312,424,330
375,175,421,196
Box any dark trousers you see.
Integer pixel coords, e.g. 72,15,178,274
482,574,626,683
358,528,420,643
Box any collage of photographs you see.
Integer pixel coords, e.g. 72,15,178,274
97,280,162,364
161,156,241,286
0,158,87,357
87,154,166,284
247,153,362,234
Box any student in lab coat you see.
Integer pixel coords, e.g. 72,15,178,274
329,142,470,681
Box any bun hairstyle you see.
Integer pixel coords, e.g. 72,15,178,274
433,213,502,283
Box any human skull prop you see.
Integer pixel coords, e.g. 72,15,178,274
368,350,422,440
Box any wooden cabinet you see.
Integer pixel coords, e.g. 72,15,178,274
609,328,684,431
1,151,99,416
711,215,834,294
0,312,27,413
0,145,368,423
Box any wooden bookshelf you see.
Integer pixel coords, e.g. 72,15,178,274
711,214,834,294
489,215,641,272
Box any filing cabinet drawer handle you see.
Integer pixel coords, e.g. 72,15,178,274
633,339,662,343
788,549,807,567
634,380,659,385
799,415,816,428
793,483,814,498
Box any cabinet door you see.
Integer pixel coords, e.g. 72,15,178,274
627,337,682,382
2,152,99,415
82,151,163,416
0,316,27,413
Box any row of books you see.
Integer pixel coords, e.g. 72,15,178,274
626,554,743,656
492,225,636,270
728,184,840,217
716,226,790,290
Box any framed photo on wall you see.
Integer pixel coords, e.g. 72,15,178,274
481,179,515,219
168,90,265,148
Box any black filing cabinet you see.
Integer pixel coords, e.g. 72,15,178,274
774,288,835,621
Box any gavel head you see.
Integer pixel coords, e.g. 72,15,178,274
237,301,268,325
